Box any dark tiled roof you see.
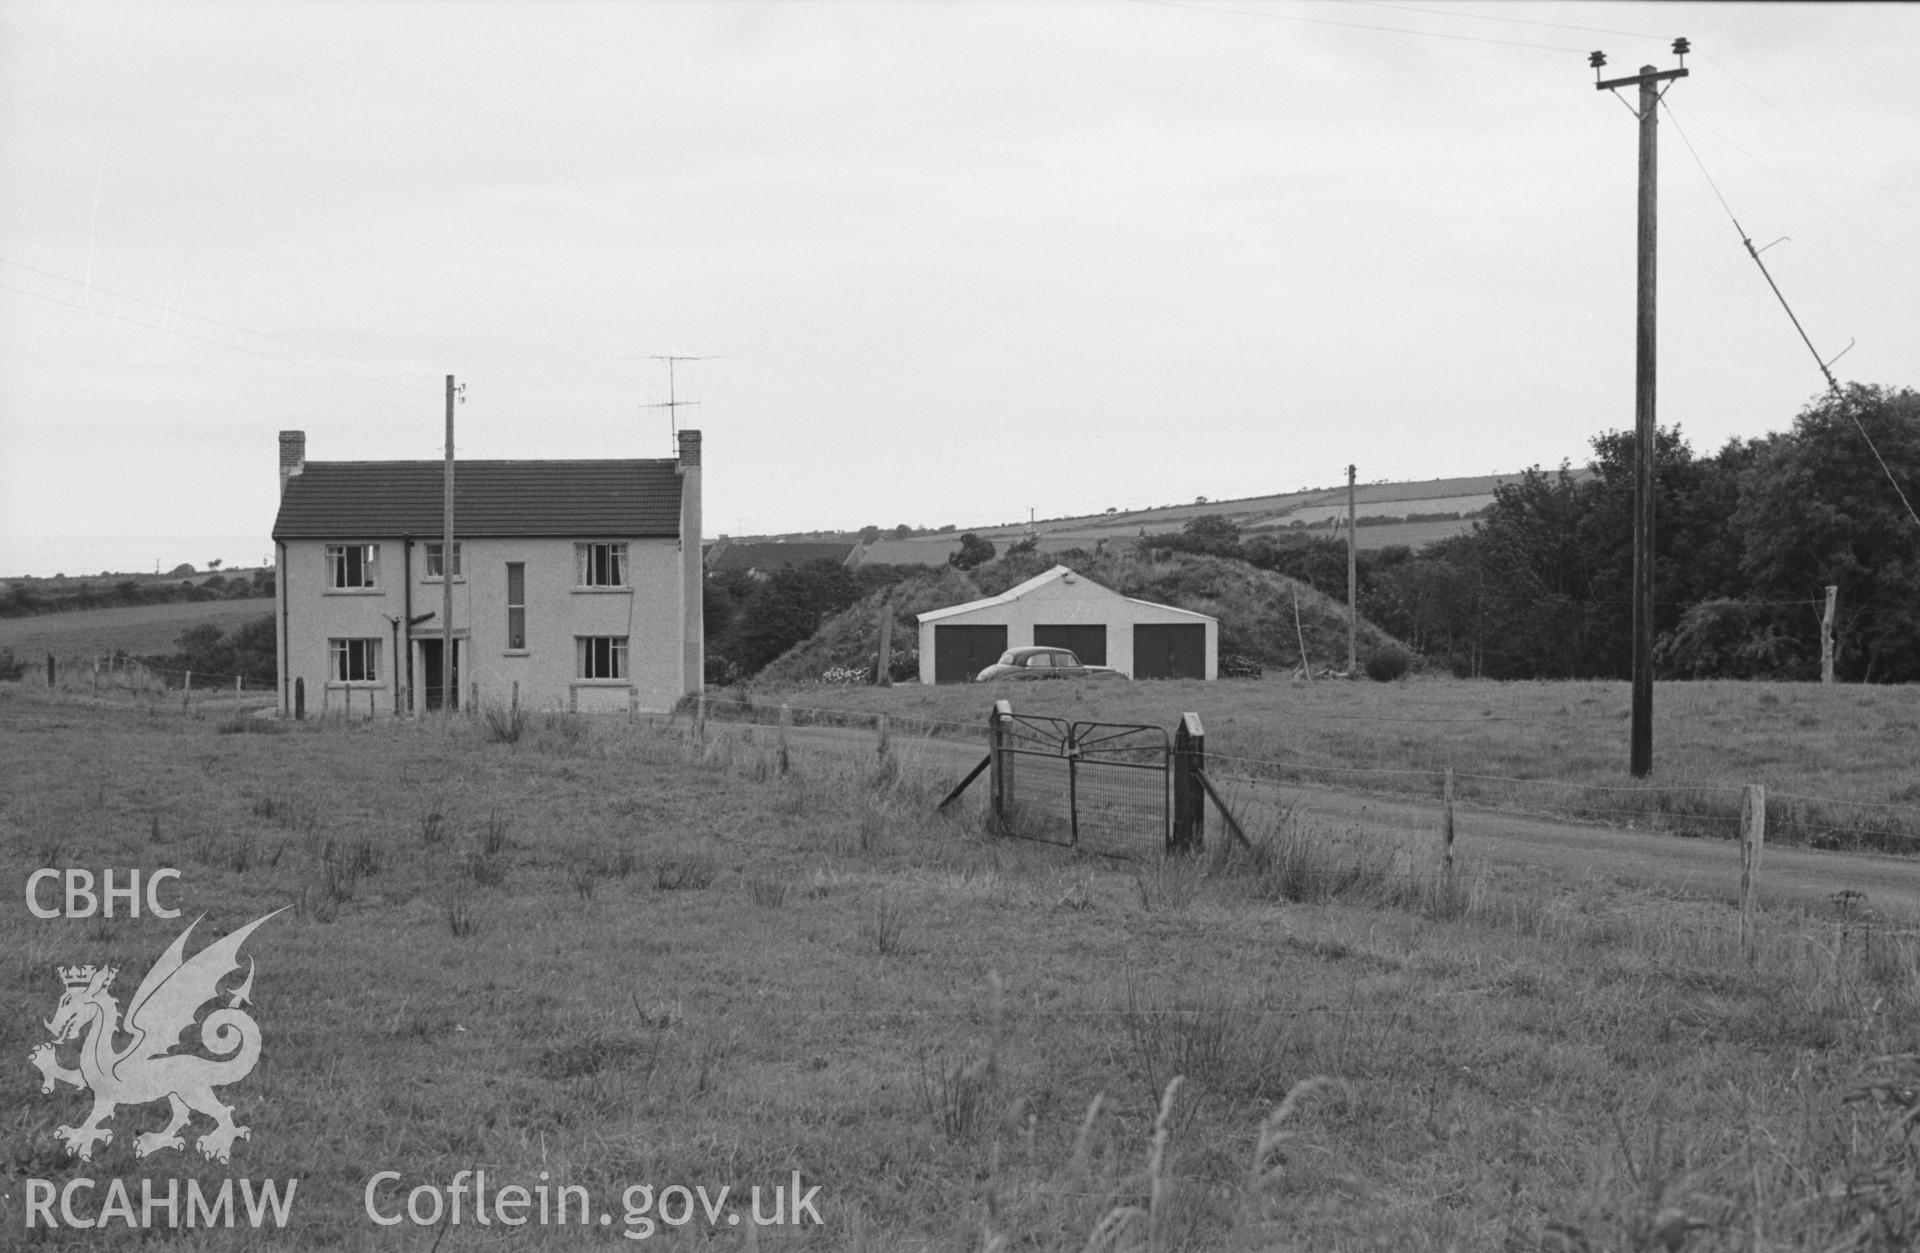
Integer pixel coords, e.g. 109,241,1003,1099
272,460,683,540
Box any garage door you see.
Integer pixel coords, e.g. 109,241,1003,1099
1133,623,1206,680
1033,624,1107,666
934,624,1009,683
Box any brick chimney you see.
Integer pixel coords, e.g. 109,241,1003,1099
677,429,703,695
278,430,306,497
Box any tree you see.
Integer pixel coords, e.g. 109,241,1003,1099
723,559,863,674
1171,514,1242,559
949,533,996,571
1734,384,1920,682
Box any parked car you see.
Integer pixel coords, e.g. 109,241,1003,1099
975,647,1128,682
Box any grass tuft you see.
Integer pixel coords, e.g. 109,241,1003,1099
861,894,909,954
653,854,717,892
480,700,529,744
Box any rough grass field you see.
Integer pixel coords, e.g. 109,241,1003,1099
0,599,276,660
723,677,1920,851
2,681,1917,1251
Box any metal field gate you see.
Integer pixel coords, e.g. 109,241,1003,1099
989,704,1170,858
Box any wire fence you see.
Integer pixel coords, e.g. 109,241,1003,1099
33,651,277,696
682,695,1920,858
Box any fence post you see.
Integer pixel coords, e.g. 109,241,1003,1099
777,702,792,774
512,680,519,714
696,692,707,744
184,670,192,699
876,713,892,765
875,606,893,687
1441,767,1456,876
468,681,477,715
1820,586,1837,684
294,677,305,720
235,674,242,693
989,699,1014,832
1172,713,1205,854
47,653,55,687
1741,784,1765,963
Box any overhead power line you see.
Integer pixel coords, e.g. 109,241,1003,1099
1661,103,1920,533
0,281,440,395
1704,54,1920,224
0,256,432,381
1128,0,1590,53
1331,0,1659,41
1667,105,1917,272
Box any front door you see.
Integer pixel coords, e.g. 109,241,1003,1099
418,639,461,711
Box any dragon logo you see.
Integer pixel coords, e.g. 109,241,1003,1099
29,908,284,1164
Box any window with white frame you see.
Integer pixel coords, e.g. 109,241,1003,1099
327,544,379,589
328,638,381,683
423,541,463,580
506,562,526,651
576,542,627,588
577,636,627,680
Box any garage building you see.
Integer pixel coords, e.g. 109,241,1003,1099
917,565,1217,683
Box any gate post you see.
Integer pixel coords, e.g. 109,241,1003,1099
989,699,1014,832
1172,712,1205,854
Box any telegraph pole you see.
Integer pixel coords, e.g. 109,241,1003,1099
1346,464,1357,675
1591,39,1689,778
442,375,458,715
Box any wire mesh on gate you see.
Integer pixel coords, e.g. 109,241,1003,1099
994,712,1169,859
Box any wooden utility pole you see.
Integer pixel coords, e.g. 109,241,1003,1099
1820,585,1837,683
1346,464,1358,675
442,375,456,714
1592,41,1689,778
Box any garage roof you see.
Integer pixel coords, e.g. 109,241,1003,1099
918,565,1216,624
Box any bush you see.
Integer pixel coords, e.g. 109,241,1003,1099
1363,648,1411,682
1220,653,1264,680
0,649,27,681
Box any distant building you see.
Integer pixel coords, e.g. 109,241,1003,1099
916,565,1217,683
270,429,703,716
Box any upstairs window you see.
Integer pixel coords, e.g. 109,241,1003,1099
577,542,627,588
423,542,463,580
328,638,381,683
506,562,526,651
327,544,379,589
578,636,627,680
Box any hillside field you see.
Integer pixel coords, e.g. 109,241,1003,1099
2,680,1916,1250
0,598,275,660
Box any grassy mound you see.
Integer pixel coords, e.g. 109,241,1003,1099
755,548,1417,683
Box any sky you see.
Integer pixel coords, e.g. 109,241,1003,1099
2,1,1914,578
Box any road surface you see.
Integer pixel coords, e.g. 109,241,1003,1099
732,717,1920,921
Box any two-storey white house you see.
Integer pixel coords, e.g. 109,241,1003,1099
270,429,703,717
